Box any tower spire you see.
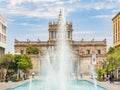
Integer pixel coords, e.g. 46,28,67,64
59,9,62,17
58,9,63,23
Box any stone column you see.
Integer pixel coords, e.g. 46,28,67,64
51,31,53,40
53,31,55,39
70,31,72,39
117,20,118,42
113,22,115,44
118,18,120,42
49,31,51,40
55,31,56,39
68,31,69,39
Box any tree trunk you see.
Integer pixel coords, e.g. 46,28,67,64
17,69,21,79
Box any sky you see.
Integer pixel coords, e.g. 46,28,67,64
0,0,120,53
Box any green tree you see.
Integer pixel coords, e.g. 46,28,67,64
26,45,40,54
0,54,14,72
0,54,14,80
13,55,22,72
0,54,32,81
107,46,115,54
18,55,32,72
96,46,120,81
107,46,120,75
96,68,106,81
13,54,32,79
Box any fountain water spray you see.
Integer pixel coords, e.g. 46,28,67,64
40,9,73,90
88,63,98,90
28,76,32,90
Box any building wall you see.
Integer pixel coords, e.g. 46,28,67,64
0,14,7,57
0,13,7,79
27,55,40,74
14,39,106,74
112,12,120,47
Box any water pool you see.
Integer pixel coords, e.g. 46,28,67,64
11,80,108,90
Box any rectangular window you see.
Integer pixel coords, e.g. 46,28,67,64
20,50,24,54
98,50,101,54
76,50,79,54
86,50,90,54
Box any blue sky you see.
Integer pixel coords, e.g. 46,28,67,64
0,0,120,53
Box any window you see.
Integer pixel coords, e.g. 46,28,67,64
20,50,24,54
76,50,79,54
98,50,101,54
86,50,90,54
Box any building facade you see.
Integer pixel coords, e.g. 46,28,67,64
14,11,107,74
112,12,120,48
0,13,7,57
0,13,7,79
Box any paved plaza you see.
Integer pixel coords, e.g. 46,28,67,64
81,76,120,90
0,76,120,90
0,80,29,90
98,81,120,90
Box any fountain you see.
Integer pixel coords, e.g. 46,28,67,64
40,10,73,90
88,62,98,90
11,10,108,90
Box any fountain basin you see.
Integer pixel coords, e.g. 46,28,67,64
10,80,108,90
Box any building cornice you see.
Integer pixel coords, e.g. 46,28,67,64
0,13,7,26
112,12,120,21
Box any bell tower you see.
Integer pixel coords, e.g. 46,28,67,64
48,10,73,42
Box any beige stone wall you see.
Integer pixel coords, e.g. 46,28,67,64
0,14,7,57
14,40,107,75
112,12,120,47
28,55,40,74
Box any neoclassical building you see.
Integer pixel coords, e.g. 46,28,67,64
0,13,7,57
112,12,120,48
14,11,107,74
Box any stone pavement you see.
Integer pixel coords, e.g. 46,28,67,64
79,75,120,90
0,80,29,90
97,81,120,90
0,76,120,90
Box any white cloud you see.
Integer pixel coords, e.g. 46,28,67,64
25,33,48,41
11,22,48,32
7,18,15,23
4,1,70,19
92,15,113,19
0,0,119,19
7,0,59,7
73,31,95,35
18,23,41,27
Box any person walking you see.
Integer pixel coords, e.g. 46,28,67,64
111,74,114,83
5,74,8,83
109,75,112,83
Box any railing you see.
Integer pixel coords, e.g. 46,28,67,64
15,40,106,45
73,41,106,45
82,54,106,57
15,41,48,45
